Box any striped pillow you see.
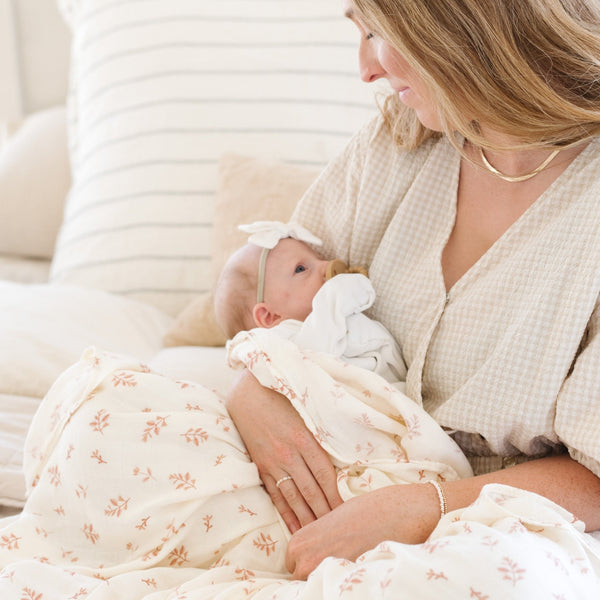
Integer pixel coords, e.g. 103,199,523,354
50,0,378,316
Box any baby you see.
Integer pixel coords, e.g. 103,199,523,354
214,221,407,384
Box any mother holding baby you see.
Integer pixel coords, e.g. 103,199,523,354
226,0,600,580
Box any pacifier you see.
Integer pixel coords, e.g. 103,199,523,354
325,259,368,280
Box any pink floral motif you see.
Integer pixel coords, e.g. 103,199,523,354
20,588,43,600
69,588,88,599
89,409,110,434
235,567,256,581
426,569,448,581
90,450,108,464
353,413,373,428
215,415,230,432
239,505,257,517
203,515,213,532
132,466,156,482
0,533,21,550
253,532,278,556
390,445,408,462
142,578,157,588
470,589,489,600
135,517,151,531
169,472,197,490
47,465,61,487
423,540,449,554
104,496,131,517
405,414,422,439
498,556,526,585
339,567,366,593
214,454,226,466
142,415,169,442
314,426,333,444
168,545,189,566
75,484,87,498
82,523,100,544
112,372,137,387
272,377,296,400
66,444,75,460
180,428,208,446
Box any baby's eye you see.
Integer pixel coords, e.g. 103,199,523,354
294,265,306,273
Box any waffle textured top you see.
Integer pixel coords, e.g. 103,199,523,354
293,115,600,477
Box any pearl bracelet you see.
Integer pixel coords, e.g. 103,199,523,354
428,480,447,518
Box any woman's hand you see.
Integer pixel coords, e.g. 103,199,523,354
285,482,441,579
225,369,343,533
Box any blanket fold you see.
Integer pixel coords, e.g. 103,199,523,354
1,338,599,599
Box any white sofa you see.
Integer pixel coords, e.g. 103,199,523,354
0,0,379,511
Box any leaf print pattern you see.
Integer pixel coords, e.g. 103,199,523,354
20,588,43,600
253,532,278,557
104,496,130,517
180,428,208,446
142,415,169,442
169,472,197,490
498,557,526,585
90,450,107,464
111,372,137,387
168,545,189,566
1,533,21,550
1,348,597,597
89,409,110,434
81,524,100,544
339,567,366,593
47,465,61,487
132,466,156,482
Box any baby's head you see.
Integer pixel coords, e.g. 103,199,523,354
214,237,328,339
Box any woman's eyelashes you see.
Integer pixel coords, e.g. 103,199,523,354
365,32,375,40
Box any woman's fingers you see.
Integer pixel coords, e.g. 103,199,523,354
226,370,340,527
264,474,303,533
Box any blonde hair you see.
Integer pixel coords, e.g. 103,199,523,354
352,0,600,152
213,245,261,339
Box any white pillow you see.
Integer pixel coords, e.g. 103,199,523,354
51,0,378,316
0,106,70,259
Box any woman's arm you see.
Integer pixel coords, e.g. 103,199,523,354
285,454,600,579
225,369,343,533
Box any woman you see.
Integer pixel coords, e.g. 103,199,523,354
225,0,600,579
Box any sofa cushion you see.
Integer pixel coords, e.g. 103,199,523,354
164,153,320,347
51,0,378,316
0,106,70,259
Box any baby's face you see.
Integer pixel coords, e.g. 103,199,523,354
263,238,328,322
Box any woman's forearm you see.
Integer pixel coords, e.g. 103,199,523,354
444,455,600,532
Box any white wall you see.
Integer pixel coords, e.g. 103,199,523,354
0,0,70,121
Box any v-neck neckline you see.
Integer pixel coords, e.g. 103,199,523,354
439,136,598,297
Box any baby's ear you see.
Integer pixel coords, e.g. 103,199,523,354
253,303,283,329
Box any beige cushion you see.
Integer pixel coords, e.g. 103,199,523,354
0,106,69,259
163,153,320,347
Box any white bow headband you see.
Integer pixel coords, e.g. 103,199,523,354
238,221,323,303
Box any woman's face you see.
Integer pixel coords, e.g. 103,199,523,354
344,1,442,131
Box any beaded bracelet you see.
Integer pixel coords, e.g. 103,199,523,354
428,480,447,518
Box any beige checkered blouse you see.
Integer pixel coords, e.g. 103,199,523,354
293,115,600,477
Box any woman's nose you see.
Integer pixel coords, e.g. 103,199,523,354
358,39,384,83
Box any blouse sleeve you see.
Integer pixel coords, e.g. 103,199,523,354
555,292,600,478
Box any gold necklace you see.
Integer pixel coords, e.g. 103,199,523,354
478,146,561,183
